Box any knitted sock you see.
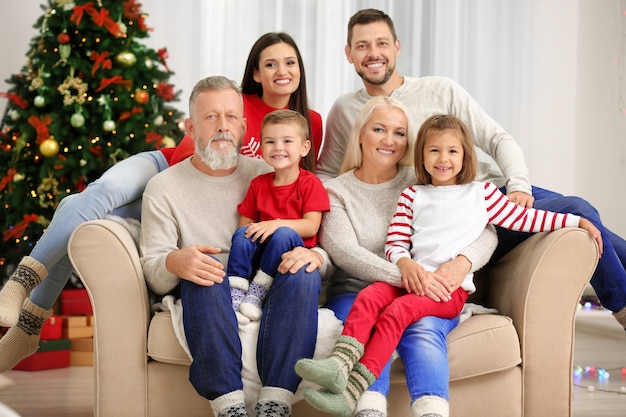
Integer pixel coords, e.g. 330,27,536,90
229,277,249,312
0,257,48,327
295,335,364,393
254,386,293,417
410,395,449,417
0,298,52,372
612,306,626,329
239,270,273,321
303,362,376,417
211,390,247,417
355,390,387,417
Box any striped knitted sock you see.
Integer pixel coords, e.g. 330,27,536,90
0,257,47,327
295,335,364,393
0,298,52,372
303,363,376,417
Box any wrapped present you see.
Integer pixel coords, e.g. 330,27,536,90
60,288,93,316
61,315,94,339
40,315,63,340
70,337,94,366
13,339,71,371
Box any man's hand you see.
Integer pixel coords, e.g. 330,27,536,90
278,246,323,274
165,245,225,286
507,191,534,208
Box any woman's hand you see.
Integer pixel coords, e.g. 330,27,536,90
277,246,323,274
434,255,471,292
165,245,225,286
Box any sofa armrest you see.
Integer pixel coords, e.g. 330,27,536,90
486,228,598,417
68,219,152,417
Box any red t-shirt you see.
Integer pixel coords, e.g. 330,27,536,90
165,94,323,166
237,168,330,248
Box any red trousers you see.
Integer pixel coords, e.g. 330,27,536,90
342,281,468,376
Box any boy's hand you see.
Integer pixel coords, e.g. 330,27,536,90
579,218,603,256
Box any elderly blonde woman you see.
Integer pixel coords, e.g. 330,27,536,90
308,97,497,417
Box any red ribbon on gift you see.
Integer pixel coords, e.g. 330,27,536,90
95,75,132,93
27,115,52,144
0,168,17,193
119,106,143,121
3,214,39,242
0,93,28,109
89,51,112,77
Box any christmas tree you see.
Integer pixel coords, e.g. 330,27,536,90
0,0,184,275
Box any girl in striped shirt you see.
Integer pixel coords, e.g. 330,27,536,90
295,114,602,417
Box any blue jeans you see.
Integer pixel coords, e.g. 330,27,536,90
324,292,458,401
29,151,168,309
181,260,321,400
227,226,305,279
492,186,626,314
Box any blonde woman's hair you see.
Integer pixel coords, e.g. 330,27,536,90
340,96,415,174
413,114,477,185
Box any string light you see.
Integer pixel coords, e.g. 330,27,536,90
573,366,626,395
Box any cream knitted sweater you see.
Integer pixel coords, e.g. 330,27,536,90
139,156,272,295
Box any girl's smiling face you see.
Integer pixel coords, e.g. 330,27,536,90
422,129,465,186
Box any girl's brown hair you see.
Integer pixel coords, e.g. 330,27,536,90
414,114,477,185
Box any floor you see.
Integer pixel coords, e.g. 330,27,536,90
0,308,624,416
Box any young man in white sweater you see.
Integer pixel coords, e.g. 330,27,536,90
140,76,325,417
317,8,626,327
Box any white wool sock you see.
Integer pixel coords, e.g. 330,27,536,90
411,395,449,417
0,257,47,327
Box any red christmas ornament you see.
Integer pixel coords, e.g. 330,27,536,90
57,33,71,44
134,89,149,105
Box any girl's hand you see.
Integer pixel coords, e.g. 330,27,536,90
579,218,603,256
398,258,452,302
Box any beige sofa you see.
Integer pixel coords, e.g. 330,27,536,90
68,219,598,417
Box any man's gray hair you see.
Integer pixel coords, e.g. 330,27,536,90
188,76,242,116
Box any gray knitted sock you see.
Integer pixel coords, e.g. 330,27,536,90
217,403,247,417
254,400,290,417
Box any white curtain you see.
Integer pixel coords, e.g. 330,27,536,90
145,0,531,139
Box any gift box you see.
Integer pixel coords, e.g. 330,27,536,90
60,288,93,316
70,337,94,366
13,339,71,371
40,315,63,340
61,315,94,339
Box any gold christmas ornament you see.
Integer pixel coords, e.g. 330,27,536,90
34,95,46,108
39,137,60,157
134,89,149,104
102,120,116,132
115,51,137,68
161,135,176,148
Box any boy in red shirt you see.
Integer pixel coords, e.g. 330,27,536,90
227,110,329,323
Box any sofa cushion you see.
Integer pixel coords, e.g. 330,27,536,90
149,309,521,384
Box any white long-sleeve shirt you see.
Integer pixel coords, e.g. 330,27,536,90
385,181,580,293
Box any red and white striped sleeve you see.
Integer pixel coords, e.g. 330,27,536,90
484,182,580,232
385,186,417,264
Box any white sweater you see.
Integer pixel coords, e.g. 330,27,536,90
317,76,530,195
139,156,272,295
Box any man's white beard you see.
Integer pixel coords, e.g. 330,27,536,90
197,134,240,170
